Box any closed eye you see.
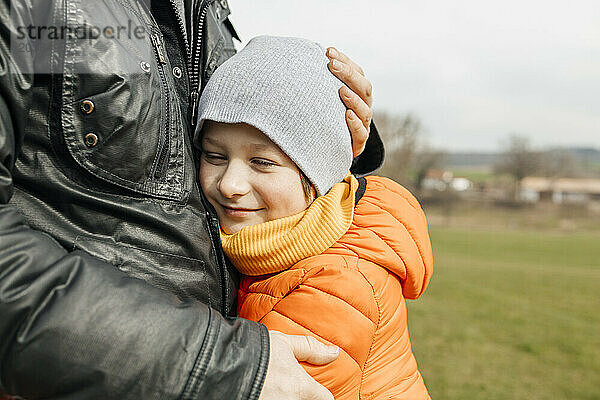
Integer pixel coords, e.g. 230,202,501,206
202,152,227,164
251,158,277,169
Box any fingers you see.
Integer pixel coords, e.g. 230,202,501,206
340,85,372,128
326,47,365,76
346,109,369,157
259,332,336,400
328,59,373,108
326,46,373,158
287,335,339,365
326,48,373,108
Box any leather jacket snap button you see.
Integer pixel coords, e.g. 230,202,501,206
140,61,151,73
172,66,182,78
81,99,95,114
84,133,99,147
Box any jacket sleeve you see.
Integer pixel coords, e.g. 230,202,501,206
0,4,268,400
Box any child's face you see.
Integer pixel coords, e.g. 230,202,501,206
199,121,309,234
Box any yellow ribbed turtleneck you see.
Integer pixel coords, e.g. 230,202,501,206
220,173,359,276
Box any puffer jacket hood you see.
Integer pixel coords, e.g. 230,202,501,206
337,175,433,299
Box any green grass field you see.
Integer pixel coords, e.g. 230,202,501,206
407,227,600,400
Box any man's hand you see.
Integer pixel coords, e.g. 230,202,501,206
326,47,373,158
259,331,339,400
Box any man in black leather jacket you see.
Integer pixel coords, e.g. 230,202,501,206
0,1,382,399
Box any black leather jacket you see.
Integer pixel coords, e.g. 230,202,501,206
0,0,268,399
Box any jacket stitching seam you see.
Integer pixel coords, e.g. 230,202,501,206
244,291,280,300
362,178,421,214
247,324,270,400
12,156,183,203
268,309,362,369
253,270,309,322
73,234,206,263
180,310,221,400
77,152,183,196
47,0,61,145
336,241,360,258
356,267,381,400
300,283,377,324
59,12,183,200
12,186,86,233
66,81,125,104
353,218,423,278
356,181,428,280
148,30,170,180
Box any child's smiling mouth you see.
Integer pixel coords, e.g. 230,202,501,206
220,205,265,218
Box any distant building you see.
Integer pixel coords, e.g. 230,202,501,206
422,170,473,192
520,177,600,203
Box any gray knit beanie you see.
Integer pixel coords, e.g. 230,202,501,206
195,35,352,196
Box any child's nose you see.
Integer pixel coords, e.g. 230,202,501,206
218,163,251,198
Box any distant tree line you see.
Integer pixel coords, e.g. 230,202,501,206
374,111,598,205
494,134,593,201
374,111,444,193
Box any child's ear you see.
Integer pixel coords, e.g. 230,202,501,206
310,186,317,202
304,185,316,206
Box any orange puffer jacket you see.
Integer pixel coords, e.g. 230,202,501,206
238,176,434,399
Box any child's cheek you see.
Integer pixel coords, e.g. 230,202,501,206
260,172,307,220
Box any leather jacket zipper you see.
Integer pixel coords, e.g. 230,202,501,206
151,33,167,64
166,0,230,314
206,204,231,315
168,0,189,54
189,0,215,126
150,32,171,180
191,0,230,313
135,1,172,181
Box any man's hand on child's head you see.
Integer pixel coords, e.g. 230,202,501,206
259,331,338,400
326,47,373,158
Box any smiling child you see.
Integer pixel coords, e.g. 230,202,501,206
196,36,433,400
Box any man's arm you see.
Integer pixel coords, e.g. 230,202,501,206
0,94,268,400
0,3,269,399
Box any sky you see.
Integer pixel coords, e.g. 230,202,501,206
227,0,600,152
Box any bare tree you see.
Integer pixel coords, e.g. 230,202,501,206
374,111,421,186
374,111,446,193
538,149,583,178
413,146,446,193
494,135,541,201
